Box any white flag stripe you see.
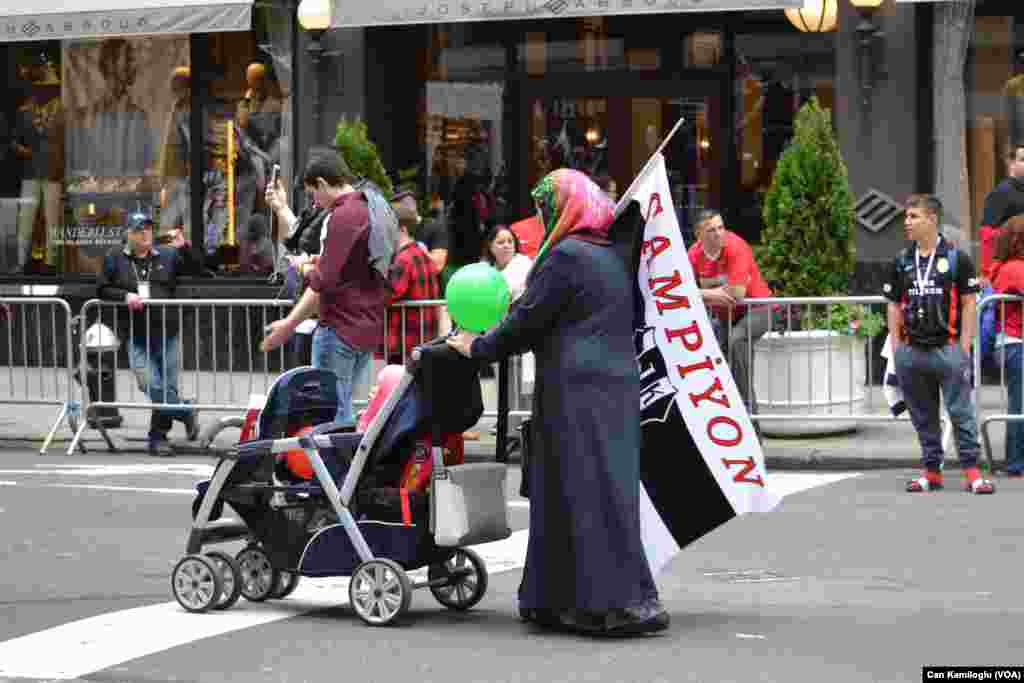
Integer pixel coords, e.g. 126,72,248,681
633,153,781,516
639,482,681,577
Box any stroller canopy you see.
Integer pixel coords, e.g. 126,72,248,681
258,366,341,439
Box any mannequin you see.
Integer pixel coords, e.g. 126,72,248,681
159,66,192,239
13,57,63,273
232,62,280,258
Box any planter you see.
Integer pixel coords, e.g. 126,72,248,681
753,330,867,437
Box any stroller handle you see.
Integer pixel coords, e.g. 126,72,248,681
410,337,465,366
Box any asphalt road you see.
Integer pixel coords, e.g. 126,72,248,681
0,447,1020,683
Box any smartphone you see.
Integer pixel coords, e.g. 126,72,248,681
271,164,281,186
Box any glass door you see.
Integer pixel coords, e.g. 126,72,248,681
521,80,723,245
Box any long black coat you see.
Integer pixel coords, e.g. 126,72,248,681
472,237,658,611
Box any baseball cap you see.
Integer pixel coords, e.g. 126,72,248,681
126,212,155,232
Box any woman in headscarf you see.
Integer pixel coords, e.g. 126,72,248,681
447,169,668,637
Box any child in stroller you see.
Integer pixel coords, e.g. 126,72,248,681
173,340,509,625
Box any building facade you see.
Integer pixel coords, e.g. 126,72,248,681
0,0,296,297
0,0,1019,298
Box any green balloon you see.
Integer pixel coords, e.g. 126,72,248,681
445,263,512,333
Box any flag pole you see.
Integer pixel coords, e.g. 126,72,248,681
613,116,686,219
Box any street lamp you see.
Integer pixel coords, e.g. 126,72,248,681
298,0,332,140
850,0,885,111
784,0,838,33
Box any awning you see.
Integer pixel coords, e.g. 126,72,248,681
1,0,252,43
334,0,803,28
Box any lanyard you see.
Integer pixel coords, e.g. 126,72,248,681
914,236,940,297
130,257,150,284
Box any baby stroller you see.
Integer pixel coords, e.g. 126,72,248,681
172,339,511,626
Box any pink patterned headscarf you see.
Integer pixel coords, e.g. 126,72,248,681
530,169,615,271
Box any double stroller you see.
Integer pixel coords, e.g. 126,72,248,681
171,340,511,626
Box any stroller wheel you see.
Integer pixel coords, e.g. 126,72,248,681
349,559,412,626
205,550,243,610
270,570,300,600
236,544,279,602
428,548,488,611
171,554,223,613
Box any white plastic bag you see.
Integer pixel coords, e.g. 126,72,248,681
433,462,511,547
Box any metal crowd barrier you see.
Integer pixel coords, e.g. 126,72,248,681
388,296,912,456
729,295,901,429
975,293,1024,472
0,297,77,454
69,298,293,455
739,293,1021,473
13,291,1012,465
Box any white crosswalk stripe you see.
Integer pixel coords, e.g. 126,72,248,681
0,471,859,679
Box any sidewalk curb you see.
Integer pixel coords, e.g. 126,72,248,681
764,454,920,471
0,434,213,456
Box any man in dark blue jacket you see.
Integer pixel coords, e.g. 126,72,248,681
97,212,201,456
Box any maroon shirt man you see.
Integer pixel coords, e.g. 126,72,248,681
306,192,388,351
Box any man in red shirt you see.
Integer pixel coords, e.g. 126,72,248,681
260,150,389,426
688,210,774,424
385,202,440,364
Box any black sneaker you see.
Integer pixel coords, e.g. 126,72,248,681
183,409,200,441
600,601,670,637
148,439,174,457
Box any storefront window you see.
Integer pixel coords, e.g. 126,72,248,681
526,93,720,243
966,12,1024,229
1,43,65,275
732,30,835,242
62,36,188,275
200,29,287,275
419,24,510,268
0,0,293,279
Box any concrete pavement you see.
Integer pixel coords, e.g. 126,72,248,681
0,461,1020,682
0,370,1015,471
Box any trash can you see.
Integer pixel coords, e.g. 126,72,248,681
74,322,123,429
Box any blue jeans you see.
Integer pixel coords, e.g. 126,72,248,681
128,334,191,441
1002,344,1024,474
894,343,980,470
311,325,371,427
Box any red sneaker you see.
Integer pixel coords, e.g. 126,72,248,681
906,475,943,492
964,478,995,494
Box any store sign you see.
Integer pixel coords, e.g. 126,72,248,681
49,225,126,249
334,0,801,27
0,2,251,43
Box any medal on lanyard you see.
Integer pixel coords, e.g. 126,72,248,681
914,237,939,320
133,260,151,299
